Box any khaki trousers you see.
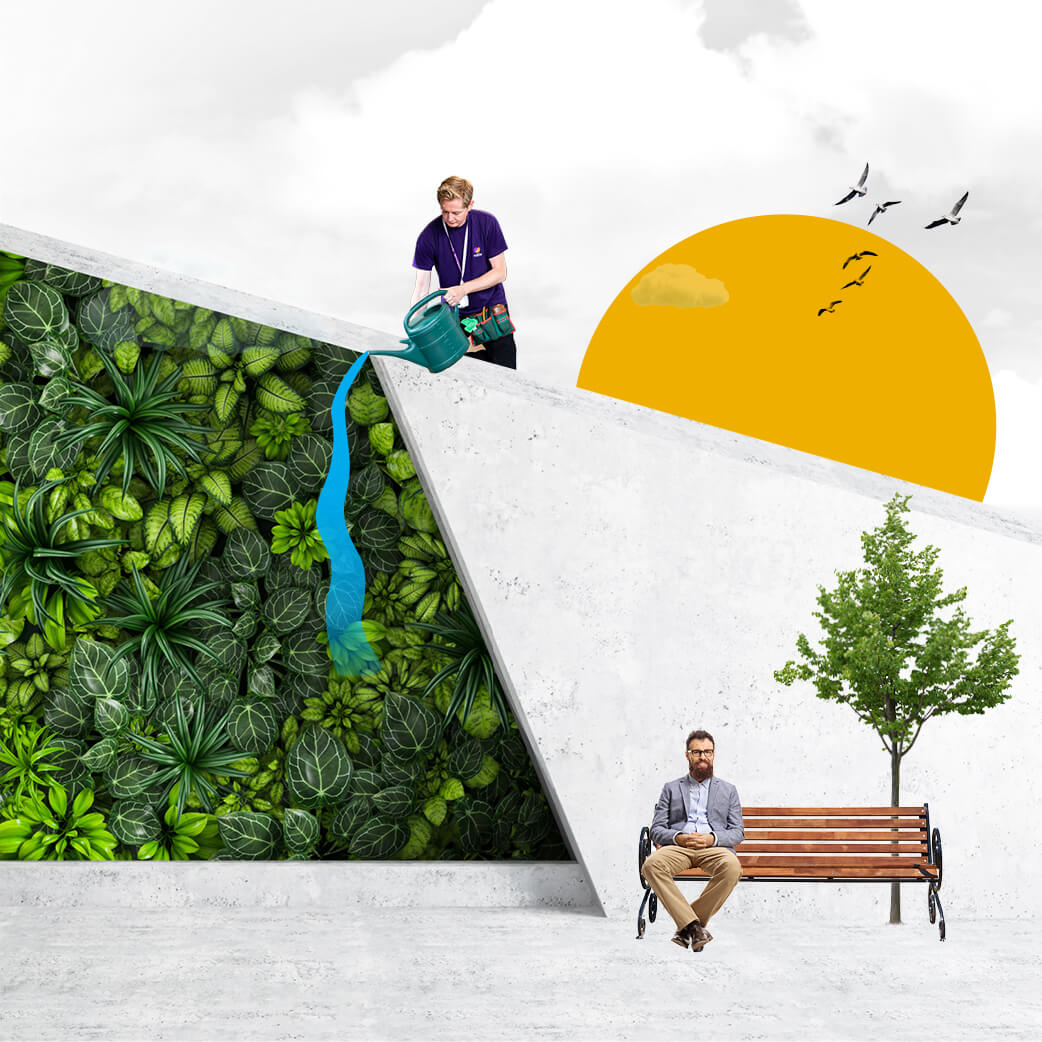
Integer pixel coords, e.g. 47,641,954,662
641,844,741,931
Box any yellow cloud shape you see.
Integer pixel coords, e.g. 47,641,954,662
630,263,729,308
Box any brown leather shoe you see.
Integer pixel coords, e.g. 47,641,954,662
671,928,691,948
688,920,713,952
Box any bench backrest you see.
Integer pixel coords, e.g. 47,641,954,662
729,806,935,879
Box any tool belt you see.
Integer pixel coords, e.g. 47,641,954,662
461,304,516,344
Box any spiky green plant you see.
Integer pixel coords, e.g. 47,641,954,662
97,554,231,697
0,480,123,642
300,676,381,753
53,347,209,494
0,784,117,860
129,695,253,820
0,718,63,804
411,599,510,731
270,499,328,570
1,632,67,712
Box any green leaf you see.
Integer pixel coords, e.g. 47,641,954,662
226,700,279,756
94,697,130,736
284,724,353,809
286,435,332,496
348,463,385,510
242,462,296,520
372,784,414,818
384,450,416,484
21,259,101,297
349,816,408,859
114,340,140,373
109,798,162,846
78,291,136,351
354,509,401,551
464,754,500,789
44,686,93,738
198,470,232,507
368,422,395,457
349,769,386,797
221,528,270,580
0,382,41,433
81,736,119,772
105,754,158,800
38,375,76,413
217,811,280,859
3,281,69,342
327,795,371,844
241,345,280,377
422,795,447,826
381,693,441,761
27,417,79,478
68,639,132,701
168,492,206,544
348,384,389,425
282,808,320,856
439,777,465,801
213,383,240,424
209,317,237,358
29,338,71,379
281,631,327,676
455,797,495,853
262,587,313,636
399,480,438,534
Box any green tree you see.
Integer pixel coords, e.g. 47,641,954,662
774,494,1019,923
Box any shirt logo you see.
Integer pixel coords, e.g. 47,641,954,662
473,247,482,256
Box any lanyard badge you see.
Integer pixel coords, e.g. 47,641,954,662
442,220,469,308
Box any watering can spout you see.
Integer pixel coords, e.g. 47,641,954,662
368,290,469,374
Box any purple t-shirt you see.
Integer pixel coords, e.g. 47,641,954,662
412,208,508,317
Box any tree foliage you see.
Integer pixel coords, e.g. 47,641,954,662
775,494,1019,785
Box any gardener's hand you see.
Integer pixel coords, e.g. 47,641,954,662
444,285,468,307
676,833,715,849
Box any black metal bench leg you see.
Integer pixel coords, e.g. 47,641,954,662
636,887,652,939
928,826,945,941
928,884,946,941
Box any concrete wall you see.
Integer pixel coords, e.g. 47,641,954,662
3,223,1040,927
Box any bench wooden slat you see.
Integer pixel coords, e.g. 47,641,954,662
737,842,927,853
741,817,924,829
741,807,926,816
727,856,930,867
743,829,925,841
677,866,938,879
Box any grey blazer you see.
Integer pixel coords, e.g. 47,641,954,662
650,775,745,850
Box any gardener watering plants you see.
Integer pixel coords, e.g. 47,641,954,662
411,175,517,370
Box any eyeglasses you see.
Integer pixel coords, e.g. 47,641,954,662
687,749,714,759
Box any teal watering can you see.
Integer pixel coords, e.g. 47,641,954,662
369,290,469,373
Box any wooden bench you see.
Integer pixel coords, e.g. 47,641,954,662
637,804,945,941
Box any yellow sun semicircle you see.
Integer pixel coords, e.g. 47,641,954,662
577,214,995,501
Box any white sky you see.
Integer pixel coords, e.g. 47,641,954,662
2,0,1041,514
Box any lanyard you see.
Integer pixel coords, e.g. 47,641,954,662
442,220,468,284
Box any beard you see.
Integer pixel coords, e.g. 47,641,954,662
691,763,714,782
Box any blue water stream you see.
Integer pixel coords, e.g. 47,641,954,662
314,351,381,677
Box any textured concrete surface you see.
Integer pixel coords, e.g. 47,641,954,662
3,907,1039,1041
3,223,1041,928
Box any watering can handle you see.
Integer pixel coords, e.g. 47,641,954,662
404,289,453,331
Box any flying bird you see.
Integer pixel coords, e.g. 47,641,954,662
835,163,869,205
925,191,969,229
842,266,872,289
817,300,843,316
842,250,878,268
867,200,901,226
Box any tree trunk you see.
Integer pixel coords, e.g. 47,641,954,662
890,749,901,924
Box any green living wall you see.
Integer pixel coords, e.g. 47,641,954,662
0,249,566,862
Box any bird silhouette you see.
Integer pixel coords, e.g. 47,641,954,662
842,250,878,268
867,200,901,226
818,300,843,316
842,266,872,289
835,163,869,205
925,191,969,229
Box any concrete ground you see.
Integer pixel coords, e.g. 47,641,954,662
3,907,1039,1041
